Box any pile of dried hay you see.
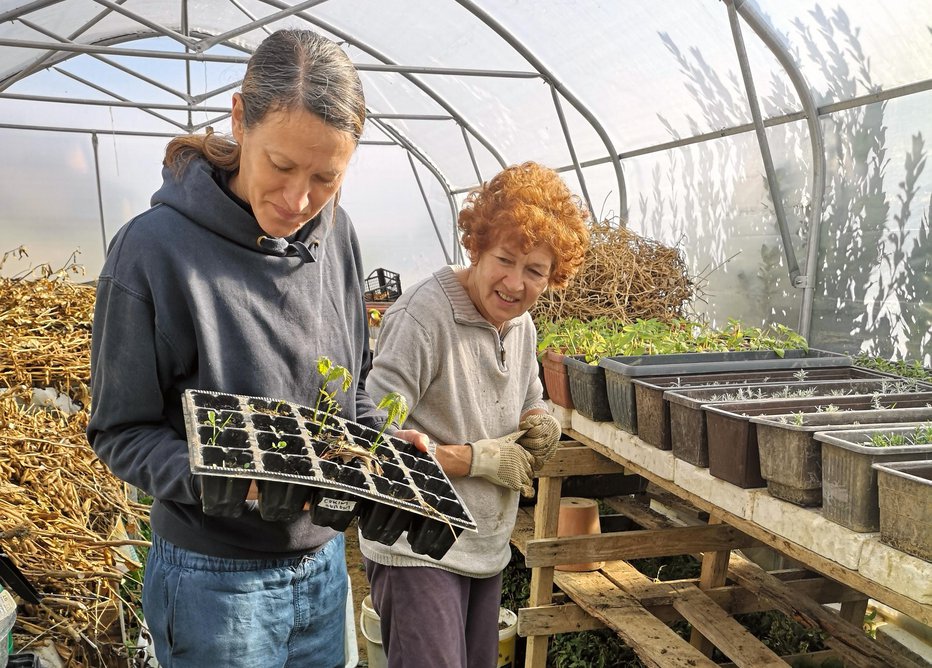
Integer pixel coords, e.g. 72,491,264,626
532,219,698,324
0,248,148,667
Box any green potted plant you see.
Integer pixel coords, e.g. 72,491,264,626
735,392,932,503
664,376,922,465
597,319,821,434
633,365,890,453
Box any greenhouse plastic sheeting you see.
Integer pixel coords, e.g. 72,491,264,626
0,0,930,361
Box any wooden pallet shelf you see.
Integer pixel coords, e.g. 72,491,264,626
511,410,931,668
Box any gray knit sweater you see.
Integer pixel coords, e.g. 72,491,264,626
360,265,545,577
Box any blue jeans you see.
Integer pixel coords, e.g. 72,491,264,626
143,533,346,668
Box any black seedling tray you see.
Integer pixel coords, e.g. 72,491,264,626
182,390,476,557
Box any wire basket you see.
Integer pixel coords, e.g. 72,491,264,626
364,268,402,302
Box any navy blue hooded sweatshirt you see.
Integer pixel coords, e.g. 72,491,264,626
88,156,382,558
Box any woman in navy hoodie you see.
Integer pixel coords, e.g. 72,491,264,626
88,29,423,668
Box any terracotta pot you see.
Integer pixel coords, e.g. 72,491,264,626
542,349,574,410
555,497,603,572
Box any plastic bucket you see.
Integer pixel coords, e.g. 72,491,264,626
498,607,517,668
359,595,387,668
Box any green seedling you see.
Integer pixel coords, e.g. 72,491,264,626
313,356,352,424
204,409,234,446
371,392,410,452
867,423,932,448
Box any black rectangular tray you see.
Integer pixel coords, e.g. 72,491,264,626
181,389,477,554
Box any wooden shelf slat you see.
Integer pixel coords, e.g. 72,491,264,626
567,426,932,627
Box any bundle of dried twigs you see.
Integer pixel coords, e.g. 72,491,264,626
1,248,148,667
532,219,698,324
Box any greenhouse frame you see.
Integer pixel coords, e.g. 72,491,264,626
3,3,932,667
2,1,931,360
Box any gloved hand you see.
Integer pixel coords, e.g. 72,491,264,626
518,414,561,469
468,430,535,497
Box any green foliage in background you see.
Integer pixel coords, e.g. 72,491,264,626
537,316,808,364
854,354,932,383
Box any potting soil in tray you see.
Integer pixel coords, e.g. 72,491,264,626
181,389,477,553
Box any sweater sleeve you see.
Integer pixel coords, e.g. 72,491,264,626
354,336,386,430
87,277,200,505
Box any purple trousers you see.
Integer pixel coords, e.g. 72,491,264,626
365,558,504,668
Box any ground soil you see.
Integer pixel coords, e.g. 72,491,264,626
345,519,371,664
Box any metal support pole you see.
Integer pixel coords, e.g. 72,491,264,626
461,125,483,186
733,0,827,340
91,133,108,258
726,1,800,282
407,154,452,264
453,0,626,220
550,84,596,219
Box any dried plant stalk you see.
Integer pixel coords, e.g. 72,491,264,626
532,219,698,324
1,249,148,667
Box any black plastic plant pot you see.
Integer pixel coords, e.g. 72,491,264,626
195,408,246,429
564,355,612,421
309,489,362,531
191,391,240,411
198,426,250,449
199,474,251,518
247,398,294,416
257,480,310,522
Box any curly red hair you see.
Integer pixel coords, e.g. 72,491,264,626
458,162,589,289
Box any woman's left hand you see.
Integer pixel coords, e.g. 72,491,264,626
393,428,431,452
518,413,561,468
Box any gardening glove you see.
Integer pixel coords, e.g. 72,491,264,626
517,414,562,470
468,430,536,497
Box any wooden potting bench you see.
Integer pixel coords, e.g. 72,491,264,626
511,404,931,668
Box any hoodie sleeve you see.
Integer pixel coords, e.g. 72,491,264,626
87,276,201,505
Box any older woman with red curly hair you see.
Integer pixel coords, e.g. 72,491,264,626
360,161,589,668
